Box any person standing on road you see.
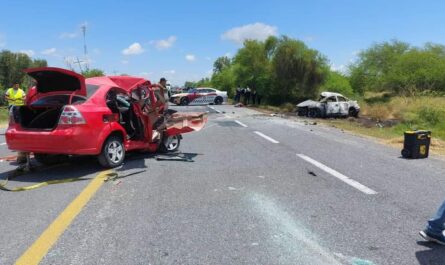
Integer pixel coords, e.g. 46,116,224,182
244,86,251,105
420,200,445,245
5,83,27,164
235,86,241,103
5,83,25,110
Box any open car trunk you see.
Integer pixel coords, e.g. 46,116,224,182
18,106,63,130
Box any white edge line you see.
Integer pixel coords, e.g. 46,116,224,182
254,131,279,144
0,143,6,146
234,120,248,127
297,154,377,195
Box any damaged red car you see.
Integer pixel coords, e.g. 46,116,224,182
6,67,207,168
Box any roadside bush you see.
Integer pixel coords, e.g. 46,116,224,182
418,107,443,126
280,103,295,112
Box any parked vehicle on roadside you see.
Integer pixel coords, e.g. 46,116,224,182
169,87,228,106
6,67,207,168
296,92,360,118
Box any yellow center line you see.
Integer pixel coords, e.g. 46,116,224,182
15,170,112,265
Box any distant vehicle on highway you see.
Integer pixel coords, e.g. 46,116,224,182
296,92,360,118
170,87,228,106
6,67,207,168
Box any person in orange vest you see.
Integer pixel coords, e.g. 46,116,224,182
5,83,25,109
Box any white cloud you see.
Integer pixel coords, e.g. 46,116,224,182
205,57,212,61
121,60,129,65
185,54,196,62
41,48,57,55
92,48,101,55
163,70,176,75
19,50,35,57
224,52,232,58
60,32,78,39
150,36,177,50
221,22,278,44
122,42,144,55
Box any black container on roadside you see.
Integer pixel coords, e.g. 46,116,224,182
401,130,431,159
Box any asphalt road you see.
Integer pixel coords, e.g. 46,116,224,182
0,104,445,265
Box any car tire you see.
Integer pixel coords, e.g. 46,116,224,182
34,153,68,166
297,107,308,116
349,108,359,118
214,97,223,105
180,97,190,106
308,108,320,118
98,135,125,168
158,134,181,153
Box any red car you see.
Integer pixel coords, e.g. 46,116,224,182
6,67,207,168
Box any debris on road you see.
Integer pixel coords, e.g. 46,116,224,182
234,103,244,107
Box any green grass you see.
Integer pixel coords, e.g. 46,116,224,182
0,107,9,126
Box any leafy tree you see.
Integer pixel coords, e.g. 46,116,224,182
349,40,410,94
195,77,212,87
213,56,231,74
184,81,195,88
212,67,236,96
232,39,272,98
0,50,48,90
82,68,105,78
320,71,353,96
270,37,329,103
385,49,445,95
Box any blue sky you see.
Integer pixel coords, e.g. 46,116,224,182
1,0,445,85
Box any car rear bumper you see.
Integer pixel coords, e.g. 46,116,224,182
6,126,101,155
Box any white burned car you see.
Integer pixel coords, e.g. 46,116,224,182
296,92,360,118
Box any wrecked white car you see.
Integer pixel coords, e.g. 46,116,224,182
296,92,360,118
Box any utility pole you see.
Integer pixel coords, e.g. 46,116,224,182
81,22,89,70
74,57,85,73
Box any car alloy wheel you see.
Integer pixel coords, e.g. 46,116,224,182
159,134,181,153
98,135,125,168
107,140,124,164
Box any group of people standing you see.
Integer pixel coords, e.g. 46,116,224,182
234,86,261,105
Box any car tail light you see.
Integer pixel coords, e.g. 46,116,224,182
59,105,86,125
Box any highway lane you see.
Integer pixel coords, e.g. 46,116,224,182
0,104,444,264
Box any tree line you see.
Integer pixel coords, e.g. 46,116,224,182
0,49,106,92
186,37,445,105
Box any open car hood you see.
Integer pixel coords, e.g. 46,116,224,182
297,100,319,108
25,67,86,96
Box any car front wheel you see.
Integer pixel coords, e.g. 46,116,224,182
349,108,359,118
98,135,125,168
159,134,181,153
308,108,320,118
